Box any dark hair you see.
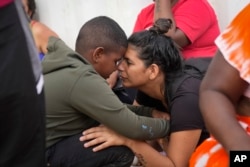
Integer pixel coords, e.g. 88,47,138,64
75,16,127,55
128,18,183,104
27,0,36,19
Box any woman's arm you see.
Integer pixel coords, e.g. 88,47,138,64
154,0,189,47
31,21,59,54
166,130,201,166
81,126,201,167
80,125,175,167
200,51,250,151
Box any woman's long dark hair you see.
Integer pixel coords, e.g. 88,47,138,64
27,0,36,19
128,18,183,105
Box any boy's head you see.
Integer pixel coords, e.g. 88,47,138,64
75,16,127,79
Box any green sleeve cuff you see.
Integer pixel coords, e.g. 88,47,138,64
126,104,153,117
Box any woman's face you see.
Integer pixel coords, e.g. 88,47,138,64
118,44,150,88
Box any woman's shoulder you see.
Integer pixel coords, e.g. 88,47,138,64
31,20,57,36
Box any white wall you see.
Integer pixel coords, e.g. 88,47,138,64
36,0,152,49
36,0,249,49
208,0,249,31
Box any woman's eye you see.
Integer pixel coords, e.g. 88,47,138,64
125,59,131,65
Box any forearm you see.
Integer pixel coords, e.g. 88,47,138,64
72,77,169,140
200,90,250,151
125,139,174,167
105,106,169,140
154,0,176,36
126,104,153,117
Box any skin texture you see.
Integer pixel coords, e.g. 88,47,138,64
22,0,58,54
90,47,126,79
80,44,203,167
108,0,190,88
199,50,250,151
119,44,165,103
106,70,119,88
154,0,190,48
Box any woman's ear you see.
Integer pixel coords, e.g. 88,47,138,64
148,64,160,80
92,47,104,63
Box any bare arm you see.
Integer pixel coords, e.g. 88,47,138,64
81,126,201,167
200,50,250,151
31,21,59,54
154,0,189,47
80,125,175,167
166,130,201,166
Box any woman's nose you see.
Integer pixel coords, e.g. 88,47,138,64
117,59,125,71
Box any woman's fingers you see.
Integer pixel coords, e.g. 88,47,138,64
79,132,114,152
92,141,112,152
84,136,105,148
80,131,103,142
82,125,106,135
79,125,126,152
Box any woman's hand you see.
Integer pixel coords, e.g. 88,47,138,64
157,136,169,152
79,125,128,152
106,71,118,88
152,109,170,120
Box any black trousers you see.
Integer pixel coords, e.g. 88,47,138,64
0,1,46,167
46,133,134,167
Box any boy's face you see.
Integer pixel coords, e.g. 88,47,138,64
95,46,126,79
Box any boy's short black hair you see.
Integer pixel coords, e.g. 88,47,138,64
75,16,127,55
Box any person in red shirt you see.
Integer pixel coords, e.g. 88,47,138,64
0,0,12,7
134,0,220,59
126,0,221,108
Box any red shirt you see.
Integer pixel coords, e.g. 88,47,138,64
0,0,13,8
133,0,220,59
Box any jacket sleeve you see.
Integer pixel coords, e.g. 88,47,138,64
126,104,153,117
70,70,169,140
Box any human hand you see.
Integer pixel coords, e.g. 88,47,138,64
106,71,118,88
79,125,127,152
157,137,169,152
152,109,170,120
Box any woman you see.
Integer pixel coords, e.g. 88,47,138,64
134,0,220,59
127,0,220,102
22,0,58,60
80,18,209,167
190,4,250,167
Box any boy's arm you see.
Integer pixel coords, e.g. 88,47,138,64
70,72,169,140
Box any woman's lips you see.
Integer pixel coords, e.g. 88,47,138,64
119,75,127,80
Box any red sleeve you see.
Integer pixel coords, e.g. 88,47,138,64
133,13,144,32
174,0,214,43
133,3,154,33
0,0,13,7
